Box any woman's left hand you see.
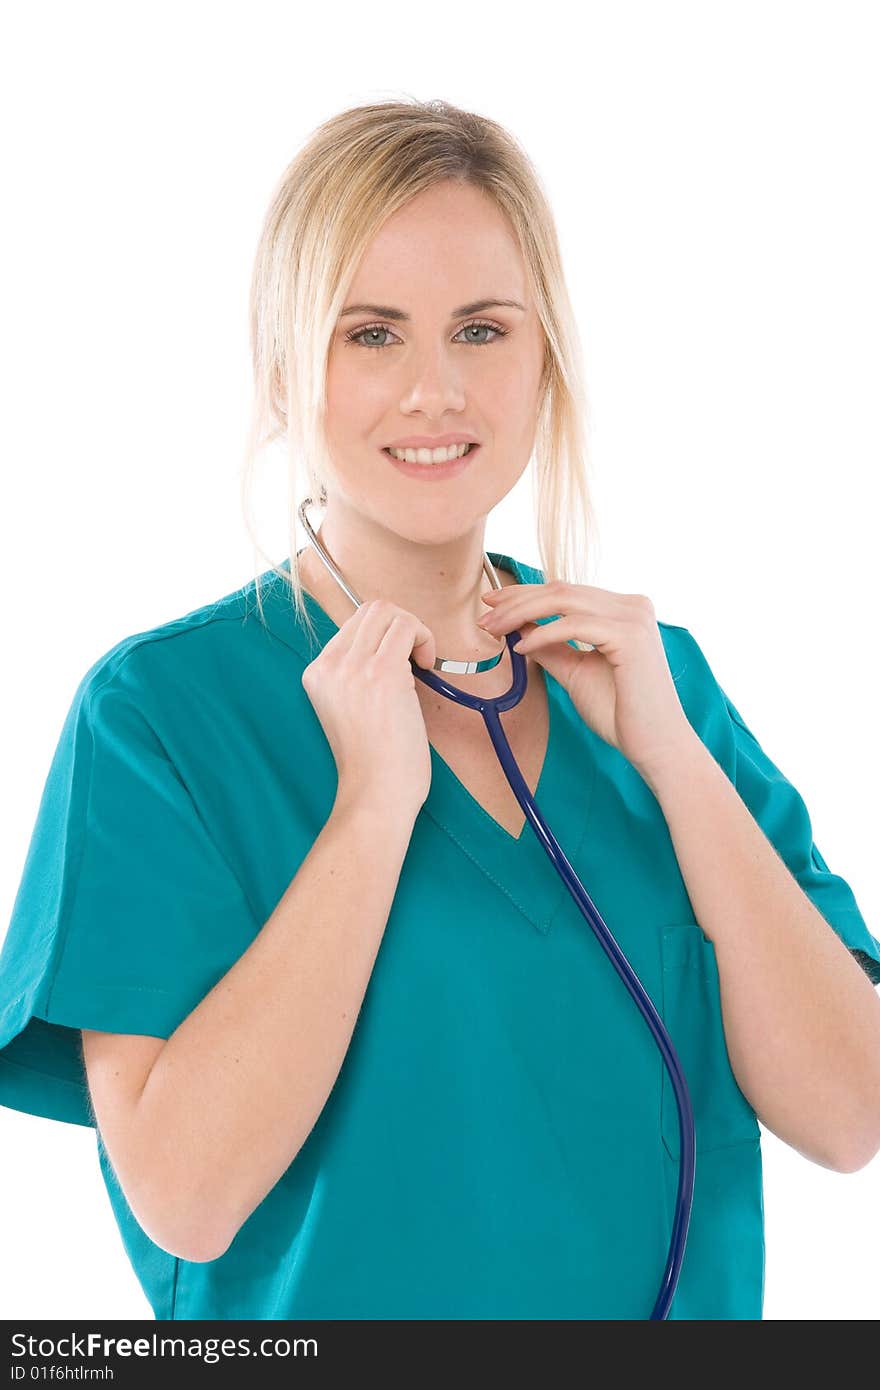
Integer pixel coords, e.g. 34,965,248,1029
478,581,699,781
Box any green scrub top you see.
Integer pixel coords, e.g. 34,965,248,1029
1,551,878,1322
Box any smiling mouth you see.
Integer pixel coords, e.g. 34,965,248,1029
383,443,479,466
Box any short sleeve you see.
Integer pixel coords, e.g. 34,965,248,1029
0,659,259,1128
675,626,880,987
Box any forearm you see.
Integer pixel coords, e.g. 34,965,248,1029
640,734,880,1172
131,788,416,1260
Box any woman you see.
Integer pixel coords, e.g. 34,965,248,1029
1,98,879,1322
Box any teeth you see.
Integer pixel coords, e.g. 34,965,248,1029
388,442,473,465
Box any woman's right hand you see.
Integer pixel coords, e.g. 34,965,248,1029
301,599,436,818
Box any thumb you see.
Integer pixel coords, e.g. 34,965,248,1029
515,620,581,686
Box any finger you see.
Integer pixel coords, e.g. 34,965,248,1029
350,600,433,664
511,614,607,654
345,599,393,658
480,592,584,631
480,583,542,603
403,620,437,670
377,612,437,670
481,585,629,628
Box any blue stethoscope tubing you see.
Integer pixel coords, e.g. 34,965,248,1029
410,629,696,1320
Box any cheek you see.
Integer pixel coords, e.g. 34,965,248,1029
482,381,539,456
325,360,384,451
327,350,390,414
479,346,542,411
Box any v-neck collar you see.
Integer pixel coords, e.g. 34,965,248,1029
256,548,598,934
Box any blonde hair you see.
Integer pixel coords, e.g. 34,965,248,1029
240,96,599,652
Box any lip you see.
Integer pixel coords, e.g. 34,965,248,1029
386,433,480,449
383,442,480,481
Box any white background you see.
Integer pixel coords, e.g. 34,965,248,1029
1,0,878,1321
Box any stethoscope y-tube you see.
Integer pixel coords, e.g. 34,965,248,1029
297,501,696,1319
410,632,696,1320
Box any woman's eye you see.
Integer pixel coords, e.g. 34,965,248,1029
344,320,508,349
454,321,507,346
347,325,398,349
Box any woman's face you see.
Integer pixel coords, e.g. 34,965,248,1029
323,179,547,546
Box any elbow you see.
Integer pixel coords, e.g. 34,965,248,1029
827,1117,880,1174
126,1132,278,1263
173,1222,232,1263
149,1221,231,1265
116,1101,237,1263
128,1192,233,1265
173,1199,243,1263
182,1238,231,1265
168,1208,235,1263
831,1137,880,1174
822,1067,880,1172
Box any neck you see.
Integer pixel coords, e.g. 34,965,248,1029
296,503,508,660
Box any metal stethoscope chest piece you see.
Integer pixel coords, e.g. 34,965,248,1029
295,493,696,1320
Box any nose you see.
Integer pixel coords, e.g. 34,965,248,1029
397,343,467,416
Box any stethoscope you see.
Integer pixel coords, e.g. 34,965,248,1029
297,496,696,1320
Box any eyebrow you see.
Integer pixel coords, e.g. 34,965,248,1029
339,297,527,321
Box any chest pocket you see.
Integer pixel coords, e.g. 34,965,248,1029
660,923,761,1160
